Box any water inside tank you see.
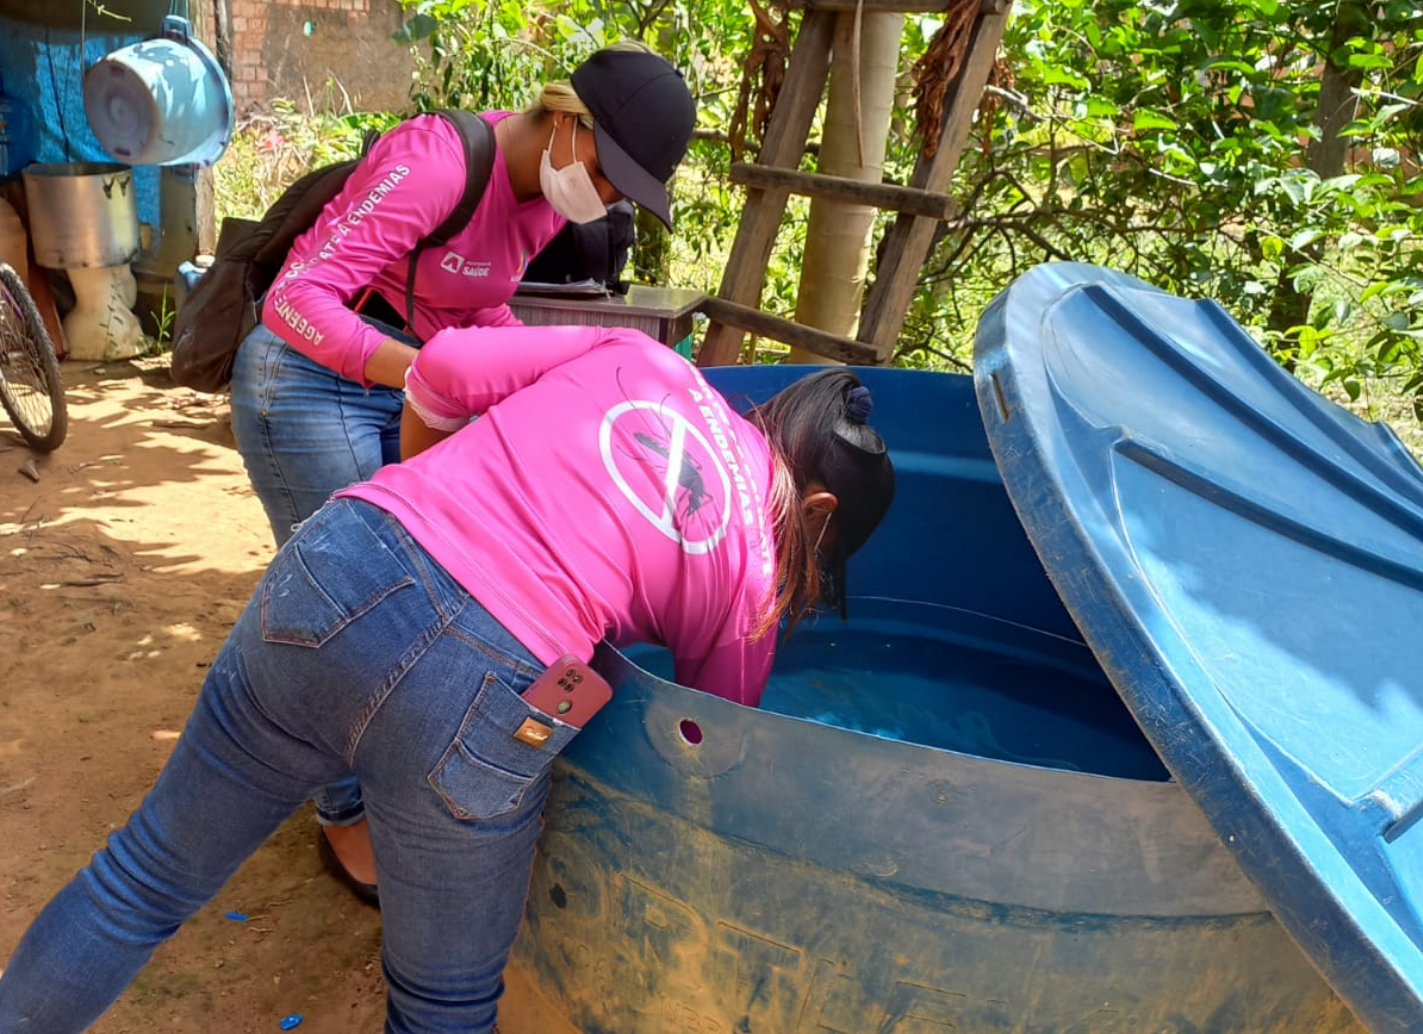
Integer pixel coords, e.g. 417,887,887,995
627,602,1169,781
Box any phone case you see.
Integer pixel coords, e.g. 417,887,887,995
520,655,613,729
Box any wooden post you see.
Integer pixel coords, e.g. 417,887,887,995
698,0,1012,367
730,163,956,220
855,1,1012,359
697,10,838,367
700,296,880,364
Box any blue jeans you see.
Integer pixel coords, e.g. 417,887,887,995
0,499,575,1034
230,322,408,825
230,322,406,550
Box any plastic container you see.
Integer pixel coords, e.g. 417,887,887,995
173,258,207,311
0,73,37,179
973,263,1423,1033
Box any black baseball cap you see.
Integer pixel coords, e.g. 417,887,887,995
571,48,696,230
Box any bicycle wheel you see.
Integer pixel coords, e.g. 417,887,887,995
0,261,67,452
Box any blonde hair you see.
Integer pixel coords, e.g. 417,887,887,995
533,83,595,129
530,42,659,129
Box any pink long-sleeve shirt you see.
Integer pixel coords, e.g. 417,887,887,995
337,325,781,706
261,112,565,384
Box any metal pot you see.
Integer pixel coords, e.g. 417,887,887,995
22,162,141,269
84,15,234,168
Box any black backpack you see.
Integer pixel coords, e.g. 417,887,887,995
170,109,495,393
522,199,636,293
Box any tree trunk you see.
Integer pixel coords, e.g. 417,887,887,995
1266,1,1369,356
1305,3,1367,180
787,9,903,363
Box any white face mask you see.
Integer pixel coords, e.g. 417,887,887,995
539,122,608,224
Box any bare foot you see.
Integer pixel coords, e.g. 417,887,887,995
323,817,378,886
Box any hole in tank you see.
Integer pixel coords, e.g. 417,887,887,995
678,719,704,745
627,602,1169,782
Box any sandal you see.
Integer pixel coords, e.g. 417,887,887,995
317,826,380,907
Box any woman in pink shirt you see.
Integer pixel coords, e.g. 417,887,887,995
0,331,894,1034
228,44,696,890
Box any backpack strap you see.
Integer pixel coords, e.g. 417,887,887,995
404,109,497,330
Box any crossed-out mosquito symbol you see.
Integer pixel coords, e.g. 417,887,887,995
633,432,714,523
599,400,732,554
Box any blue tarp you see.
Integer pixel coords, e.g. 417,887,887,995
0,15,159,224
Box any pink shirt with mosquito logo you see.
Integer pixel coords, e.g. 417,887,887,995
336,325,780,706
261,111,564,385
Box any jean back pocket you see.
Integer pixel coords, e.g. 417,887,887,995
261,503,416,648
429,671,581,822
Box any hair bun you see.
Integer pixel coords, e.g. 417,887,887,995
845,385,873,424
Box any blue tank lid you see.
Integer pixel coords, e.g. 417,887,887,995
974,262,1423,1034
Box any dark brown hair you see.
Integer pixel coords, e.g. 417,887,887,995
749,369,895,637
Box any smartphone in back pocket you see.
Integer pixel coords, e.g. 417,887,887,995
520,655,613,728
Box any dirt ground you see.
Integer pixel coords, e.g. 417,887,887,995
0,358,394,1032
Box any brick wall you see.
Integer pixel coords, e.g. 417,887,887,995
228,0,270,109
227,0,415,115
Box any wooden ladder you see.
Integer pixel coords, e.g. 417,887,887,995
697,0,1014,367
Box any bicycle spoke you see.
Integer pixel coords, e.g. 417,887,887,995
0,314,56,436
0,265,66,451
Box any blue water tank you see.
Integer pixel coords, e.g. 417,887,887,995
0,73,37,179
501,363,1369,1034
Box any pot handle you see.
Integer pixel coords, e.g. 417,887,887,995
159,14,194,46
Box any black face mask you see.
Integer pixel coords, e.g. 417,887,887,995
816,561,845,616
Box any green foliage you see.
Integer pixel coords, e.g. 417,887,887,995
395,0,580,113
210,0,1423,445
149,286,175,354
214,100,397,223
910,0,1423,432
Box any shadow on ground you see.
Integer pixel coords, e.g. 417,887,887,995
0,359,386,1034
